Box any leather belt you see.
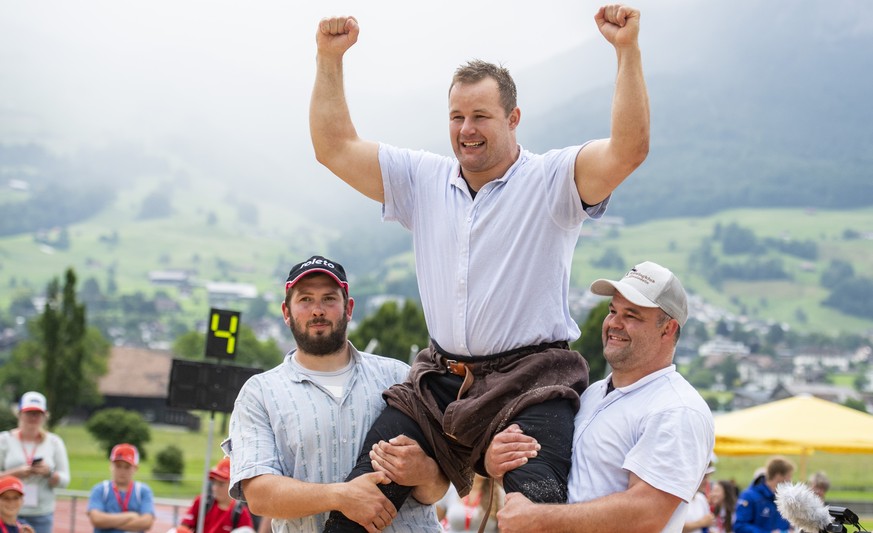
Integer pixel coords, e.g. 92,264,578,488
440,357,469,377
439,356,475,400
434,340,569,402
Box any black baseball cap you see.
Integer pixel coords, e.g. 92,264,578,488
285,255,349,293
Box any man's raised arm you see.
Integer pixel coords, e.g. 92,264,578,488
575,4,650,206
309,15,383,203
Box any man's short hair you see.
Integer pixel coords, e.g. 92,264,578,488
451,60,518,116
655,309,682,345
765,456,796,480
808,471,830,491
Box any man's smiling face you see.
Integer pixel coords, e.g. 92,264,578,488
449,77,519,186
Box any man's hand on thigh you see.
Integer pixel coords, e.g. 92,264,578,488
484,424,540,482
369,435,436,486
337,472,396,532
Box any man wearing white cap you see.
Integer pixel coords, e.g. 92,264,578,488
486,261,715,533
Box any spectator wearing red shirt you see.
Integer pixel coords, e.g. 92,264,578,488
174,457,254,533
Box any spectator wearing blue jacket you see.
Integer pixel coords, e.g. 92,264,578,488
734,456,795,533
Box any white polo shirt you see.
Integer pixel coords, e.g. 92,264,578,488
568,366,715,533
380,142,607,356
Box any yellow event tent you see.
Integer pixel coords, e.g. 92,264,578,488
715,395,873,459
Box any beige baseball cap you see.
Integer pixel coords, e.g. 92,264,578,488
590,261,688,326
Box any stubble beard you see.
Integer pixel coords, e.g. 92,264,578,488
290,314,349,356
456,144,491,175
602,330,633,370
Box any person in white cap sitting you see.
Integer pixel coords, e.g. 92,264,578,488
0,391,70,533
86,443,155,533
485,261,715,533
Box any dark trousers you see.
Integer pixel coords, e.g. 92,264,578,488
323,372,576,532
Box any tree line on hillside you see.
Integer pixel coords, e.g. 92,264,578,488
0,183,115,237
821,262,873,320
2,264,870,433
0,267,612,427
0,142,172,236
0,267,287,425
0,269,109,426
687,222,873,319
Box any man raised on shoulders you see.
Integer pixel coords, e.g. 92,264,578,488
310,6,650,531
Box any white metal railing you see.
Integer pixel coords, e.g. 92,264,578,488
56,488,191,533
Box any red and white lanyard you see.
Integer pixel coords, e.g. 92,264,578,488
462,493,482,531
15,433,38,466
0,520,25,533
112,483,134,512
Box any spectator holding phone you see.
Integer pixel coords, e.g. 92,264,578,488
0,392,70,533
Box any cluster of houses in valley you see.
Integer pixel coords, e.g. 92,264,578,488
66,269,873,427
89,340,872,430
697,343,873,411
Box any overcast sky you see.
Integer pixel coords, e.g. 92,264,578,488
1,0,702,227
0,1,636,151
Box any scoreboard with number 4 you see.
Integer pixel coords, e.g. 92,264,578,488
205,308,240,359
167,307,261,412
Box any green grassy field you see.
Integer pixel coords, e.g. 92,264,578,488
3,204,873,336
710,453,873,497
574,206,873,335
55,422,873,528
56,418,228,499
0,174,333,311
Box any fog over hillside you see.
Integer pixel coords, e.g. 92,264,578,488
0,0,606,230
2,0,871,232
3,1,873,341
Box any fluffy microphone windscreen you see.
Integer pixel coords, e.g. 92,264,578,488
775,482,833,533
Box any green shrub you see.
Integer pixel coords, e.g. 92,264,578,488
152,444,184,483
85,408,151,460
0,408,17,432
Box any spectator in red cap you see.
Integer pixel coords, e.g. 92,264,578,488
0,391,70,533
86,443,155,533
0,476,35,533
173,456,254,533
